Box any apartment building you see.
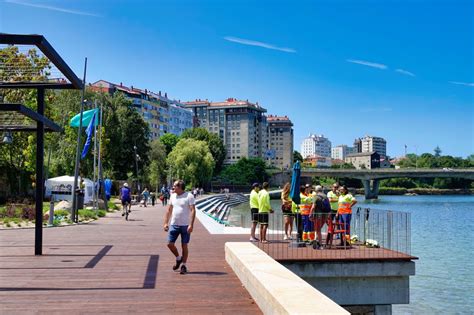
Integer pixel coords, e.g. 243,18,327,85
331,144,355,160
266,115,294,170
91,80,192,138
354,136,387,157
184,98,268,164
301,134,332,158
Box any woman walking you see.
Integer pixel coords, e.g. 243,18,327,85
281,183,295,240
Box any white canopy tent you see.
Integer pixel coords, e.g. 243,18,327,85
45,175,94,204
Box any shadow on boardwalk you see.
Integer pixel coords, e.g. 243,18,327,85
0,203,260,314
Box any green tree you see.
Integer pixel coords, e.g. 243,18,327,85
160,133,179,155
99,92,150,181
293,151,303,163
180,128,225,173
396,154,417,168
331,163,356,169
146,139,167,192
219,157,269,185
0,46,51,195
167,138,215,187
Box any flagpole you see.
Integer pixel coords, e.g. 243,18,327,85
93,99,98,211
72,57,87,223
98,99,107,211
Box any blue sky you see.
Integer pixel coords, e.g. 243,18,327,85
1,0,473,157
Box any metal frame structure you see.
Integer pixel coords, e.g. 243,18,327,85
0,103,62,132
0,34,82,255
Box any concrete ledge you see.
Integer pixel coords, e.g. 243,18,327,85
225,242,348,315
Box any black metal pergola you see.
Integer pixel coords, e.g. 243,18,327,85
0,34,83,255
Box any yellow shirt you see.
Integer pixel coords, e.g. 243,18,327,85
249,189,259,209
258,189,271,213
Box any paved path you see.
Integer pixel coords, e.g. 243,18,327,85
0,202,260,314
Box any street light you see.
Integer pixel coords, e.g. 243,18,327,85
133,145,141,194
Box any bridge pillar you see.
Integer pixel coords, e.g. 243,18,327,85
363,180,380,199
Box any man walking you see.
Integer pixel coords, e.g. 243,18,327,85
258,182,273,243
163,180,196,275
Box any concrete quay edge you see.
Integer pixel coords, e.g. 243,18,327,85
225,242,349,315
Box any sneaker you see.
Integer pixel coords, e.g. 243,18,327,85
121,212,125,216
180,264,187,274
173,257,183,271
283,236,289,240
249,237,259,242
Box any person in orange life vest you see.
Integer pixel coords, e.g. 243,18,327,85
337,185,357,246
300,183,315,243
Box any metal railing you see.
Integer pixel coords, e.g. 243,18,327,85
233,207,411,260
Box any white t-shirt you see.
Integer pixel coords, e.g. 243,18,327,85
170,192,195,226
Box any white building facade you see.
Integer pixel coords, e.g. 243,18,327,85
354,136,387,157
301,134,331,158
331,145,355,160
168,102,193,136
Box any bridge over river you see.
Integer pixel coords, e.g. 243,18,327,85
271,168,474,199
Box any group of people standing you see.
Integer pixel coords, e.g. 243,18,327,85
282,182,357,248
249,182,273,243
250,181,357,248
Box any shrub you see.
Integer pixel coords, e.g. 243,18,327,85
78,209,98,220
21,206,35,220
97,210,107,217
54,209,70,217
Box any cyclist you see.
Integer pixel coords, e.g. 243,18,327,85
120,182,132,216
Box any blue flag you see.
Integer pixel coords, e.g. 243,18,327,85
81,111,96,159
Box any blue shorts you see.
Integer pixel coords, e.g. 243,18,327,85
167,225,190,244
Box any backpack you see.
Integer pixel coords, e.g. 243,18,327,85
318,195,331,213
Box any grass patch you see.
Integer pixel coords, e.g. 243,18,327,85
78,209,98,220
98,210,107,217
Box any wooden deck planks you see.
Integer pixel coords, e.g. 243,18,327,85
0,203,259,314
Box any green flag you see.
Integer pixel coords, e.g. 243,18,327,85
70,108,99,128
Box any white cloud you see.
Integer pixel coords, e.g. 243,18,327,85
395,69,415,77
5,0,100,17
449,81,474,87
224,36,296,53
346,59,388,70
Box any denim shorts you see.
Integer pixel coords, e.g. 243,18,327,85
168,225,190,244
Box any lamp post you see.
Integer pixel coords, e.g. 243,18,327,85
133,145,140,195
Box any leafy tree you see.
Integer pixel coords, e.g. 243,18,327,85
105,92,150,180
380,178,417,189
146,139,167,192
293,151,303,163
180,128,225,173
331,163,356,169
434,146,442,157
167,138,215,187
219,157,269,185
0,46,51,195
396,154,417,168
160,133,179,155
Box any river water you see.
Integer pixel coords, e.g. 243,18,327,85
230,195,474,314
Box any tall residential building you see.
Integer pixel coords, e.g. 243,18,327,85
354,135,387,156
301,134,331,158
184,98,268,164
331,145,355,160
169,101,193,135
266,115,294,170
91,80,192,139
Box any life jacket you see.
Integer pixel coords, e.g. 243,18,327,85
299,193,312,215
338,193,354,214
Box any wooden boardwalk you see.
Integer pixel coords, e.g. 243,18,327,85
0,203,260,314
